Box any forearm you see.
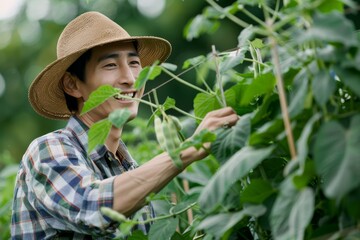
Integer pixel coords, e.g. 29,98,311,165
113,146,205,216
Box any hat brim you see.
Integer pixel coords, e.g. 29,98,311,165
29,36,171,120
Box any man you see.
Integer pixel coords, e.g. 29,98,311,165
11,11,239,239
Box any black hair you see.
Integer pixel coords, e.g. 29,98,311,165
64,50,92,113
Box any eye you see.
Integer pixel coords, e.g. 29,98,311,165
129,60,141,66
103,63,117,69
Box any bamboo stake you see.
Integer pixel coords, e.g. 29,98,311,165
267,20,297,160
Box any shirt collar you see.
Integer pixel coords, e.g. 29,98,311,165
65,115,108,160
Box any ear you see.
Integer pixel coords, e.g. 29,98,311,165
61,72,83,98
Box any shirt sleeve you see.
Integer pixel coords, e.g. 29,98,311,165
23,134,119,236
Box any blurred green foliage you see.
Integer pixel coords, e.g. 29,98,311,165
0,0,240,165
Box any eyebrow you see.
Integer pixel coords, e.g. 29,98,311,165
97,51,139,63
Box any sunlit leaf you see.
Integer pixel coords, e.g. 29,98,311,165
314,115,360,201
194,93,222,119
318,0,343,13
240,72,276,105
163,97,176,111
134,64,162,90
81,85,119,114
196,205,266,238
108,109,131,129
251,38,264,48
181,129,216,151
88,119,112,153
199,146,274,212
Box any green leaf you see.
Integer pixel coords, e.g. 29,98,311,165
211,114,251,163
196,205,266,238
199,146,275,212
134,64,162,90
240,72,276,105
300,12,357,47
88,119,112,153
194,93,222,119
313,115,360,201
288,188,315,240
241,179,275,204
163,97,176,111
181,129,216,151
293,113,321,173
182,55,206,69
288,68,310,117
334,67,360,98
148,217,178,240
312,70,336,106
251,38,264,48
270,179,315,240
219,47,247,74
160,62,177,71
183,15,220,41
127,230,147,240
81,85,119,114
318,0,343,13
108,109,131,129
249,119,284,146
237,25,255,47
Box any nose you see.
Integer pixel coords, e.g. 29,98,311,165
118,64,136,87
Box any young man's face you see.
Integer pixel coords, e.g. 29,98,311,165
78,41,144,123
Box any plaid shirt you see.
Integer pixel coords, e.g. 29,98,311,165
11,116,155,239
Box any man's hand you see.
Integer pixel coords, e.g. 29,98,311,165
194,107,239,135
189,107,240,161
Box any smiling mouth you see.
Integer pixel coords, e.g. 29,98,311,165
114,92,136,101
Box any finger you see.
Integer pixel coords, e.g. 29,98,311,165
221,114,240,128
206,107,235,118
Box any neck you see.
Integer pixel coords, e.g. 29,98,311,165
106,126,122,154
77,113,122,155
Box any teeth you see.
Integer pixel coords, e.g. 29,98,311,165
114,92,135,100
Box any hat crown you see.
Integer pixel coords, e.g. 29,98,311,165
57,12,130,59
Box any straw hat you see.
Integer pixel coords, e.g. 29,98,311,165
29,11,172,120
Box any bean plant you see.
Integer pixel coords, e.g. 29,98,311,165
84,0,360,239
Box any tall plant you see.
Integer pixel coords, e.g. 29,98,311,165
86,0,360,239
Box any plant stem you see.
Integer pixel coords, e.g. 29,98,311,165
119,94,202,121
212,45,227,107
161,67,210,95
267,22,297,160
240,5,268,29
134,202,197,225
206,0,249,28
173,106,203,121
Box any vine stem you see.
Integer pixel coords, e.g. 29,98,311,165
161,67,210,95
206,0,249,28
267,21,297,160
133,202,197,225
118,94,203,121
212,45,227,107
